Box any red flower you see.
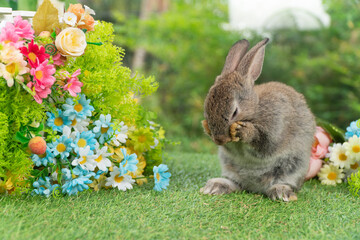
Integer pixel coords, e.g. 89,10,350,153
20,40,49,68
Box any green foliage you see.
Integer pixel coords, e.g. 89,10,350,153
116,0,238,137
261,0,360,130
70,21,158,125
144,145,163,175
348,171,360,197
118,0,360,137
0,81,45,187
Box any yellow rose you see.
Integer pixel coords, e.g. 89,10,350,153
55,27,87,57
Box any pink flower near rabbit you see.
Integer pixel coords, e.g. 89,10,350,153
311,127,331,159
305,126,332,180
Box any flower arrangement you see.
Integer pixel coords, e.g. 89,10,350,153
306,119,360,196
0,0,170,196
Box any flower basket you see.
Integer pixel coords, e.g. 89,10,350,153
0,0,170,196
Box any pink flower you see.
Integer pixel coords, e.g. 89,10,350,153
305,126,332,180
52,53,66,66
63,69,83,97
305,158,323,181
30,60,56,88
311,127,332,159
27,61,55,104
0,23,24,48
13,16,34,39
27,81,51,104
27,60,56,103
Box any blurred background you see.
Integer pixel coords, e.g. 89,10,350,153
1,0,360,153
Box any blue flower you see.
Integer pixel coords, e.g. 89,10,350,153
63,94,94,121
93,114,114,144
61,166,95,196
94,169,108,179
61,168,72,181
32,177,59,197
48,135,73,160
71,130,98,155
119,148,138,175
346,120,360,139
46,109,71,132
73,165,93,176
153,164,171,191
31,146,55,167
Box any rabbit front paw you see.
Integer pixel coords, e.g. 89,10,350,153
266,184,298,202
200,178,240,195
230,121,256,143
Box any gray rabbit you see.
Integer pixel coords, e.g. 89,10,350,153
200,39,315,201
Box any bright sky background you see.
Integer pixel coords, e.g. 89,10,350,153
227,0,330,31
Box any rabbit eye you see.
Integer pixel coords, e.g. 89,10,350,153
231,108,238,120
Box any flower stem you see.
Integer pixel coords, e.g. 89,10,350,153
86,41,103,46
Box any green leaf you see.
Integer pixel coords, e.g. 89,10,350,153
30,169,41,177
14,131,30,144
19,125,28,134
28,123,44,133
316,118,345,143
51,30,57,39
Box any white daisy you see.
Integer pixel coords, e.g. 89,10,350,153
112,122,128,146
344,135,360,162
318,164,344,185
93,146,113,171
62,126,77,140
105,166,134,191
62,12,77,26
71,146,96,171
328,143,354,169
69,118,90,133
344,162,360,180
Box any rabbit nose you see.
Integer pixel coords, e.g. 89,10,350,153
213,136,230,145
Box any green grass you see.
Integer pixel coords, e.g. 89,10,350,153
1,151,359,239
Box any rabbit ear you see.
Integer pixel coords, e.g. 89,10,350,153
221,39,249,75
237,38,269,82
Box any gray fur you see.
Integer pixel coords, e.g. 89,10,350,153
201,39,315,201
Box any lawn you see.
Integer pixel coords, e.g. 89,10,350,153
1,150,359,239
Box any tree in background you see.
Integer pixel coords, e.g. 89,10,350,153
264,0,360,129
116,0,360,143
117,0,237,140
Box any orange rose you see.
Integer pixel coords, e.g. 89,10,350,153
67,3,84,22
79,14,95,32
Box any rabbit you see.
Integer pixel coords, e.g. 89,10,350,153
200,38,316,201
